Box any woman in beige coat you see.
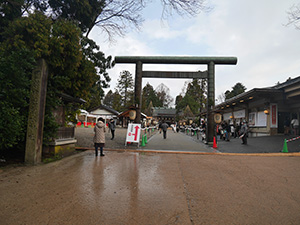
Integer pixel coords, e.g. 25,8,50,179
94,117,106,156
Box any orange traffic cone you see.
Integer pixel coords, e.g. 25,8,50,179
213,136,218,149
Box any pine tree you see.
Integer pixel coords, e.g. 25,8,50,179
116,70,134,110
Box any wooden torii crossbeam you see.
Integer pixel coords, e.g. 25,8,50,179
115,56,237,144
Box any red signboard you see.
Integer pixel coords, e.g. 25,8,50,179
272,104,276,125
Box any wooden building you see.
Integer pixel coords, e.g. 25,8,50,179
215,76,300,136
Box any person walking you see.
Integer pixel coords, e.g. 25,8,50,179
291,117,299,135
284,117,290,135
231,124,236,138
239,121,248,145
161,121,169,139
94,117,106,156
108,118,116,140
225,122,231,141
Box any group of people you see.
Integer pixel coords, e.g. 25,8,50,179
93,118,116,157
217,121,248,144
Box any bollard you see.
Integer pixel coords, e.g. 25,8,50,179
141,135,145,147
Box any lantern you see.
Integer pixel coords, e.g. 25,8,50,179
129,110,136,120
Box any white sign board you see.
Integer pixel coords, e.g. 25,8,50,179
233,109,245,118
223,112,231,121
257,111,267,127
125,123,141,146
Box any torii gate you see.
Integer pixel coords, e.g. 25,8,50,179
115,56,237,144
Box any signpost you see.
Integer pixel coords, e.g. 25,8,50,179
125,123,141,147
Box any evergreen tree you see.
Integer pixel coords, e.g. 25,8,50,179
142,82,162,111
0,12,112,155
111,90,123,112
225,83,247,100
146,101,154,116
103,90,114,107
176,79,207,115
103,89,122,112
184,105,194,118
116,70,134,110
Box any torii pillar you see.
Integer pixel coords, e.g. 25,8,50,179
115,56,237,145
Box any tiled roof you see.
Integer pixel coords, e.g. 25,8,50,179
152,108,176,116
88,104,119,115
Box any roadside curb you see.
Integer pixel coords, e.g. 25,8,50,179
76,147,300,157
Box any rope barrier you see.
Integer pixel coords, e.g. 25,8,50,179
140,126,157,131
286,136,300,143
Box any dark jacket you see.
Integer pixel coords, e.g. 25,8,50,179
161,123,169,131
109,120,116,131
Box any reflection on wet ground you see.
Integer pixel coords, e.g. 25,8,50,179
1,150,300,224
74,151,190,224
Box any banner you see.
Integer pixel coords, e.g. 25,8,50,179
270,103,278,128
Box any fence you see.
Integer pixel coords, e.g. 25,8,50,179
56,127,75,140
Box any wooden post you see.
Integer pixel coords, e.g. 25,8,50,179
25,59,48,165
135,61,143,123
207,61,215,145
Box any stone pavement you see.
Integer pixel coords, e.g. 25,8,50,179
215,134,300,153
141,129,213,152
1,150,300,224
1,128,300,224
75,127,300,154
140,129,300,154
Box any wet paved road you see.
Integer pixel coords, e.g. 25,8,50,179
142,130,213,152
1,150,300,224
1,128,300,224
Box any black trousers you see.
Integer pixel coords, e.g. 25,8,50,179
242,135,247,144
95,143,104,156
163,130,167,139
111,130,115,139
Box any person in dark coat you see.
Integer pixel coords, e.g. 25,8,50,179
161,121,169,139
94,117,106,156
284,117,290,135
239,121,248,145
108,118,116,140
225,122,231,141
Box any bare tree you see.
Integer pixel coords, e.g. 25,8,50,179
159,0,210,19
285,3,300,30
156,83,174,107
7,0,210,41
87,0,211,40
86,0,144,39
217,93,226,104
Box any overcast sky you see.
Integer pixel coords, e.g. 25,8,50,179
90,0,300,106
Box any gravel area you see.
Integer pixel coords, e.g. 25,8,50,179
75,126,158,150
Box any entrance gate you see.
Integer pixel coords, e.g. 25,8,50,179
115,56,237,144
